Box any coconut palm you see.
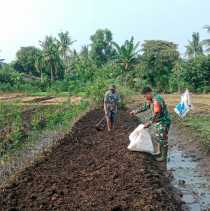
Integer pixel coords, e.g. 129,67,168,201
58,31,75,74
40,36,61,81
185,32,203,58
34,52,44,82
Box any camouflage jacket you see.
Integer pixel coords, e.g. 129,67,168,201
135,95,171,126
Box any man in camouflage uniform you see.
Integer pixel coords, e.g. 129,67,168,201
104,85,120,131
130,86,171,161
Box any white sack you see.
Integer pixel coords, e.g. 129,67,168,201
128,124,154,154
174,89,192,118
184,89,192,109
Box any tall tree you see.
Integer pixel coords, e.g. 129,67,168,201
141,40,179,91
40,36,63,81
34,52,45,82
14,46,42,76
185,32,203,58
171,60,186,93
58,31,75,74
90,29,115,67
181,55,210,91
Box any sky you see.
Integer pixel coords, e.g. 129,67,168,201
0,0,210,62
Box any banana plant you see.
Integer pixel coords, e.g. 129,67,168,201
112,36,140,84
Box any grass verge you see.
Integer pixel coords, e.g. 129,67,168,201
173,113,210,151
0,99,91,186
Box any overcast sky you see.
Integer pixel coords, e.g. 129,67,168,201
1,0,210,62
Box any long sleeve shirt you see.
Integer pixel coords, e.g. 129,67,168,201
135,95,171,126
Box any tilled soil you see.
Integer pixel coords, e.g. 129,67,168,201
0,109,181,211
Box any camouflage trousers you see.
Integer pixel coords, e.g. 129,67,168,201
151,122,170,162
153,122,170,146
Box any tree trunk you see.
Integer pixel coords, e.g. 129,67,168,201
178,84,181,94
40,69,43,82
124,73,129,86
64,55,67,75
54,64,58,80
50,65,54,82
125,63,128,71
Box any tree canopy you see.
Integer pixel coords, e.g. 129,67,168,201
185,32,203,58
1,27,210,93
140,40,179,91
14,46,42,76
90,29,115,67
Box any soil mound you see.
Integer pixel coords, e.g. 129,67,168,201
0,109,181,211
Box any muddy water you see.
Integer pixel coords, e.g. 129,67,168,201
168,146,210,211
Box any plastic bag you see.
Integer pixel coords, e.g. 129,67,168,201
128,124,154,154
174,89,192,118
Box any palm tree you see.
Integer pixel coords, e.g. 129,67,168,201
34,52,44,82
40,36,61,81
112,37,140,85
58,31,75,74
112,36,140,71
185,32,203,58
203,25,210,52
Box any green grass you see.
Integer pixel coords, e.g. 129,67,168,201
27,91,71,97
26,91,50,97
0,99,90,160
0,81,133,161
183,115,210,148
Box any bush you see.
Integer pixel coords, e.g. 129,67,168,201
47,80,70,93
0,65,23,86
181,56,210,93
86,79,110,104
202,86,210,93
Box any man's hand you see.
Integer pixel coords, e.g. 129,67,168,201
129,111,136,116
144,122,150,128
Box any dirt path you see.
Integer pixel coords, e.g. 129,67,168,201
0,109,181,211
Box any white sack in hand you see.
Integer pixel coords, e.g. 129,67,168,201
128,124,154,154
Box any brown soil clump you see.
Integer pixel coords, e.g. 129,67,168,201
0,109,181,211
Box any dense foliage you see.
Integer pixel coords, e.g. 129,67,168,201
1,27,210,94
